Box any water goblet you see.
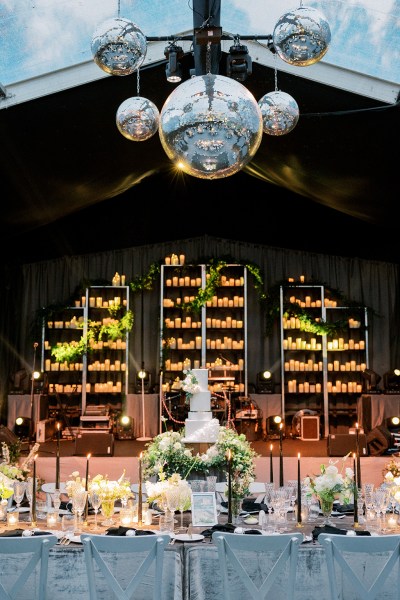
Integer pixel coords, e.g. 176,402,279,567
165,488,180,533
90,491,101,530
25,477,34,520
177,489,191,532
100,498,116,527
72,489,88,532
13,481,27,512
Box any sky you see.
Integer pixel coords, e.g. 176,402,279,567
0,0,399,86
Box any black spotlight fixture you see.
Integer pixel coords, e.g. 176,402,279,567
361,368,381,393
32,370,48,393
165,42,184,83
135,368,152,393
226,36,252,82
256,370,274,394
14,416,31,439
383,369,400,393
115,415,135,440
386,415,400,432
266,415,283,439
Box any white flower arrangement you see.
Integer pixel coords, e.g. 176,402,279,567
145,473,191,510
88,472,131,503
180,369,201,402
303,455,354,504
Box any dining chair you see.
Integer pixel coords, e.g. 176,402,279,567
212,531,303,600
319,533,400,600
82,532,171,600
0,534,58,600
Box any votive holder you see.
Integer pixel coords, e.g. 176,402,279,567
47,510,58,528
7,512,19,527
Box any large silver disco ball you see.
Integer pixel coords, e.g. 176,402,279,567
273,6,331,67
258,91,299,136
159,74,263,180
91,17,147,76
116,97,160,141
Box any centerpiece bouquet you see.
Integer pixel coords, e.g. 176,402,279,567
0,441,37,483
303,455,354,523
88,472,132,504
145,473,192,511
180,369,201,403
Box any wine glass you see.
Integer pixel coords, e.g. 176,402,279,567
25,477,34,520
90,491,101,530
72,489,88,532
13,481,27,512
177,489,191,532
165,488,180,534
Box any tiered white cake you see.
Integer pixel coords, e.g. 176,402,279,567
182,368,220,443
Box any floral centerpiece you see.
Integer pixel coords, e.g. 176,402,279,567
88,473,132,504
303,455,354,523
0,440,38,483
383,458,400,481
142,424,259,500
180,369,201,403
145,473,192,510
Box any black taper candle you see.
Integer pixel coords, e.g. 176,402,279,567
138,452,143,525
227,449,232,524
55,423,61,490
297,453,302,524
84,453,90,523
270,444,274,484
355,423,362,490
279,423,284,487
32,455,37,526
353,454,359,525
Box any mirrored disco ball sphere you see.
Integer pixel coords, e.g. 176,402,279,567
116,97,160,141
258,91,299,136
159,74,263,179
91,17,147,76
273,6,331,66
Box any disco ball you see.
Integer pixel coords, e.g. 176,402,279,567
258,91,299,136
116,97,160,141
159,74,263,180
91,17,147,76
273,6,331,67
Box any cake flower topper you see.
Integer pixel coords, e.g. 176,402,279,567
180,369,201,403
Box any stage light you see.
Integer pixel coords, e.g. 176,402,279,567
266,415,282,438
32,371,48,393
383,369,400,393
165,42,184,83
135,369,152,393
116,415,135,440
256,370,274,394
226,37,252,82
361,368,381,393
386,416,400,432
14,416,31,439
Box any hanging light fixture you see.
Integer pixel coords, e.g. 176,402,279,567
116,96,160,141
165,42,184,83
90,16,147,76
273,3,331,67
226,36,252,83
258,60,300,136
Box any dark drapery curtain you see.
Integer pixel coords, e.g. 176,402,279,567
1,235,399,423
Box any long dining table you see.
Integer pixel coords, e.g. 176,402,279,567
2,511,400,600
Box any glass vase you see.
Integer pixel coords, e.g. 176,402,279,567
319,496,334,526
232,497,243,525
100,499,115,526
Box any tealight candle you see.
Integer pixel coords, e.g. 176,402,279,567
7,512,19,526
47,511,58,528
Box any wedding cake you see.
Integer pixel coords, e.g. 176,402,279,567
181,368,220,443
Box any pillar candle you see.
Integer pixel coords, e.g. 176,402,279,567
297,453,302,525
55,423,61,490
227,449,232,524
138,452,143,525
32,455,37,525
279,424,284,487
269,444,274,484
355,423,362,489
353,454,358,525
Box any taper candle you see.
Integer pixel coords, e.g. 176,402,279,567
297,453,302,524
227,449,232,524
84,453,91,523
269,444,274,484
353,453,359,525
55,423,61,490
279,423,284,487
138,452,143,525
355,423,362,489
32,455,37,525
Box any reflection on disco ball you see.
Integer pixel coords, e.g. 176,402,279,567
91,17,147,76
273,6,331,67
116,97,160,141
159,74,263,179
258,91,299,136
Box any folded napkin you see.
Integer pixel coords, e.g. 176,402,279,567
312,524,371,541
0,529,52,537
334,504,354,514
243,529,262,535
106,526,155,536
221,500,269,513
201,523,236,538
